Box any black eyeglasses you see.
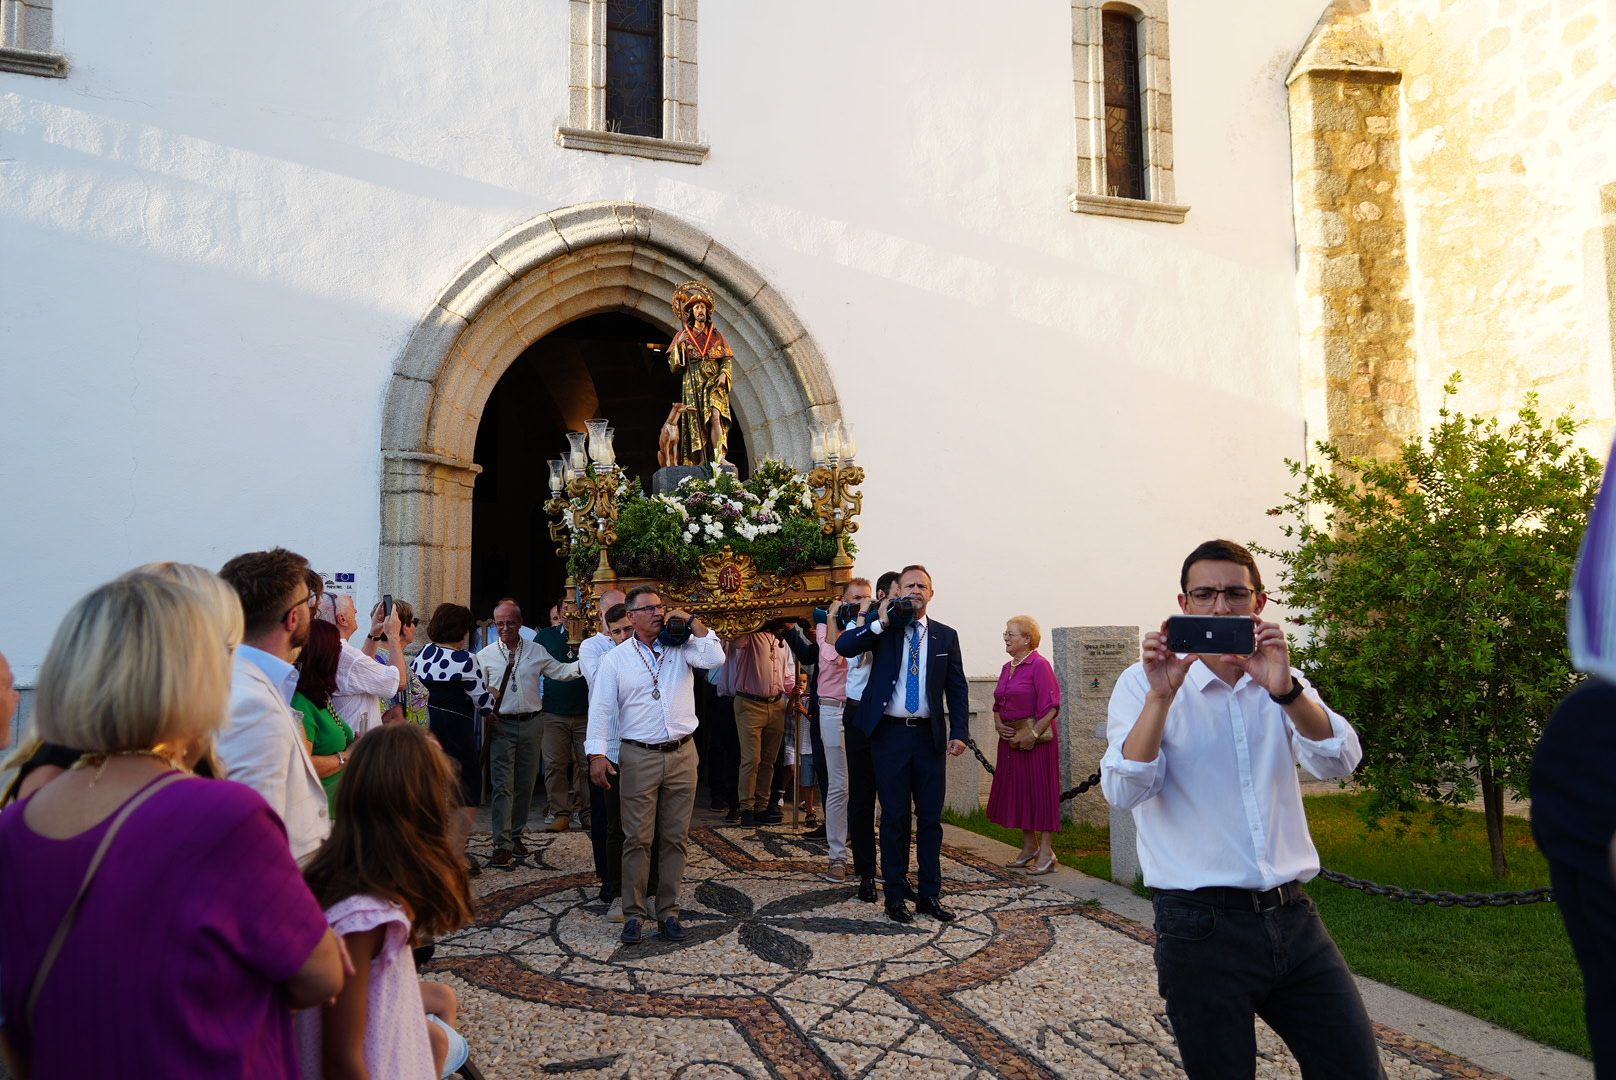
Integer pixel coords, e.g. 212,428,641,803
1185,586,1256,607
630,603,667,614
281,591,318,622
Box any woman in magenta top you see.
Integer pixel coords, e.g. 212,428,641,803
0,565,346,1077
984,615,1062,874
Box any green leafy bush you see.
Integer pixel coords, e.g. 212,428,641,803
1254,377,1602,877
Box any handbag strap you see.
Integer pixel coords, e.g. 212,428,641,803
25,771,189,1031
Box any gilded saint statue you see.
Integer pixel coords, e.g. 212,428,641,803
666,281,734,467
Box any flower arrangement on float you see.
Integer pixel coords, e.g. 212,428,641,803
563,459,849,588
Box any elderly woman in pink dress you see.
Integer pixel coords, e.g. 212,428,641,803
984,615,1062,874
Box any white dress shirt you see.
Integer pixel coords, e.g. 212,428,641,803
475,639,580,715
1101,659,1363,891
578,631,618,685
332,640,403,735
871,615,931,719
586,632,725,758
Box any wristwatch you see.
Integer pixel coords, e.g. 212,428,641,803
369,632,386,641
1270,676,1306,706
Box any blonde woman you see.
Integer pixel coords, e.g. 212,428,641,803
985,615,1062,874
0,567,346,1076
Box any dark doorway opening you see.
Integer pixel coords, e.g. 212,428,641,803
469,311,749,620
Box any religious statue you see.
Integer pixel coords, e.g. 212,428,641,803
666,281,734,467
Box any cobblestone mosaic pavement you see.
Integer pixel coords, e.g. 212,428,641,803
425,821,1506,1079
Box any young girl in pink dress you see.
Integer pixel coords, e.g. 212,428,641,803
299,723,476,1078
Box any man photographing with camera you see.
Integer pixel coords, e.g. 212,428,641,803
837,565,968,924
1102,539,1383,1078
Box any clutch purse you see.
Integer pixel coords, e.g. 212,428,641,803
1011,719,1054,745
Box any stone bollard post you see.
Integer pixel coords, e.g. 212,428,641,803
944,677,1000,815
1050,626,1140,884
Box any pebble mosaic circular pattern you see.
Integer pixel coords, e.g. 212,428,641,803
426,826,1504,1079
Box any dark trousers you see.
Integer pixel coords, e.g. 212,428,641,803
1151,891,1385,1079
808,696,829,805
870,720,945,903
704,693,740,809
842,700,878,879
601,764,658,902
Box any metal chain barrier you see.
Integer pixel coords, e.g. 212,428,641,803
963,736,1099,803
962,738,1554,905
1314,868,1554,907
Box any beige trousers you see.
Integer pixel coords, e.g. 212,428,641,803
734,695,786,812
618,739,698,921
540,710,588,820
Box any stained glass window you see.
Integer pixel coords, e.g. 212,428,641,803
606,0,663,138
1102,11,1147,201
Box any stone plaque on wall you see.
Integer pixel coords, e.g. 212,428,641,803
1050,626,1138,829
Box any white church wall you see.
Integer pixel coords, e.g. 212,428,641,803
2,0,1327,683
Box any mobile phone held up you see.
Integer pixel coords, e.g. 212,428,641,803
382,594,393,619
1166,615,1255,655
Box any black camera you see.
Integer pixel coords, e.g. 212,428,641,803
658,616,693,648
835,601,864,628
885,595,920,631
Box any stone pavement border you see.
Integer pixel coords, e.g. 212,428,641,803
939,823,1594,1080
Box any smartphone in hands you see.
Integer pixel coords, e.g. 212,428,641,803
1165,615,1255,655
382,594,393,619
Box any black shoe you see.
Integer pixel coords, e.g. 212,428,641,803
489,848,515,870
620,917,643,945
884,901,915,924
739,809,756,827
801,824,827,839
857,876,878,903
658,916,688,941
709,797,727,811
915,897,957,922
511,836,529,857
725,806,741,822
758,808,784,825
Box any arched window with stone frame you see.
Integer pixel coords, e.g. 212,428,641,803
0,0,69,77
558,0,708,165
1069,0,1186,223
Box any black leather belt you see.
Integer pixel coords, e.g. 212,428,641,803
882,715,928,728
1154,881,1306,914
622,734,693,753
736,691,781,704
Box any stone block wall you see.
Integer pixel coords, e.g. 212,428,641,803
1289,0,1616,460
1378,0,1616,439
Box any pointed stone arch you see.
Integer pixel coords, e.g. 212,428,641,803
379,201,842,613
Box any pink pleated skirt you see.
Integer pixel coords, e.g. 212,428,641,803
985,731,1062,832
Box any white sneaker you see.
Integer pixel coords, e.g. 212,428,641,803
607,898,625,923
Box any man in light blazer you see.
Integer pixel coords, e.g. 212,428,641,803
837,564,969,923
218,548,331,864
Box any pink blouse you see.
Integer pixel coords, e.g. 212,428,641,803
993,651,1061,725
297,894,435,1079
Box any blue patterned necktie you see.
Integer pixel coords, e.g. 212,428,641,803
905,622,922,714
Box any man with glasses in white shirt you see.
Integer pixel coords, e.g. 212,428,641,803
587,587,724,945
1103,539,1383,1079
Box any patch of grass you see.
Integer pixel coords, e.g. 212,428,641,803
947,793,1590,1059
1303,792,1588,1058
942,807,1112,884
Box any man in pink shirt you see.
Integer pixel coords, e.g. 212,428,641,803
727,631,792,827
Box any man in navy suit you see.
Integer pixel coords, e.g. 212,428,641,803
837,564,969,923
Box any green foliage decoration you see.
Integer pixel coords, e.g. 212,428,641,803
566,459,850,586
1253,376,1603,878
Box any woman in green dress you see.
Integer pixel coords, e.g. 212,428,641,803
294,619,356,814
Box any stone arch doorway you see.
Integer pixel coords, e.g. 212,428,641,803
466,311,750,620
380,201,840,616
